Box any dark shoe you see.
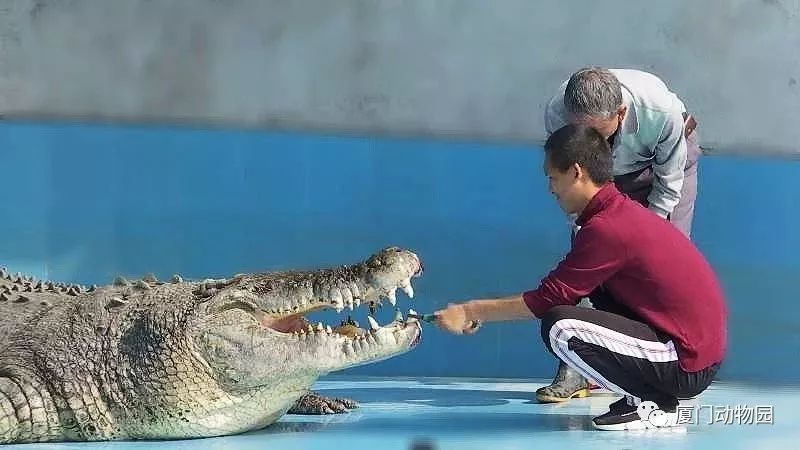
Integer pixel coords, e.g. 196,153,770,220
606,396,635,414
593,399,680,431
592,397,640,430
535,361,591,403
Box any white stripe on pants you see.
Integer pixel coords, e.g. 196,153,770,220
548,318,679,403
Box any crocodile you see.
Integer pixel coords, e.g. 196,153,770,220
0,246,424,444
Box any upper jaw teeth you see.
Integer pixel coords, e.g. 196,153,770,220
331,289,344,312
384,277,414,305
400,279,414,298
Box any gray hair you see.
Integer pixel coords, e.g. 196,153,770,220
564,67,623,119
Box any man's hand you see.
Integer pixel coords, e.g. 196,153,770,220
434,303,481,335
433,295,535,335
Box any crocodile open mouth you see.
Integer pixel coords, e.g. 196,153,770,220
260,306,421,339
258,263,424,350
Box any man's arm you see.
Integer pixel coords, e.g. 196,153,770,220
463,295,535,321
433,295,534,334
647,110,688,218
435,217,627,333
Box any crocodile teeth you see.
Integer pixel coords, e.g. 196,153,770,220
340,287,354,307
316,322,324,332
142,273,158,283
171,274,183,284
354,298,361,307
367,315,380,331
386,288,397,306
400,279,414,298
330,289,344,312
326,325,333,334
394,309,403,322
375,330,391,345
407,308,419,323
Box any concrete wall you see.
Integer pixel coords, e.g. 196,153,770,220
0,0,798,157
1,121,798,383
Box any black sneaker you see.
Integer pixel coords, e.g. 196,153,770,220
607,396,634,414
592,397,639,430
592,400,679,431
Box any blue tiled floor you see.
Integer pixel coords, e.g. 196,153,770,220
10,377,796,449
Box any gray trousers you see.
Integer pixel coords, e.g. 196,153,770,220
612,129,702,238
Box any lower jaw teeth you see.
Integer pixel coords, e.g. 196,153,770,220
367,316,380,331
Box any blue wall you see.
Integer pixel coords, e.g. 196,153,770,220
0,121,797,384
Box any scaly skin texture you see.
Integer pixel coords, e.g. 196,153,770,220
0,247,424,444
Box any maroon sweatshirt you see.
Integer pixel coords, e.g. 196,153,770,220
523,183,727,372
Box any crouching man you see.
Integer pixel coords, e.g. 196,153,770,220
434,124,727,430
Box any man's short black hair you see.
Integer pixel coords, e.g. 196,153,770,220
544,124,613,185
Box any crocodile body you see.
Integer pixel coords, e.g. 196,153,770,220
0,247,423,443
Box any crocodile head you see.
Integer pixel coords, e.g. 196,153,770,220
192,246,424,393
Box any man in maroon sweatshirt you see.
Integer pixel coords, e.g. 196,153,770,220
434,124,727,431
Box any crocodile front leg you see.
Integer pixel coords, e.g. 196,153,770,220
287,391,359,415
